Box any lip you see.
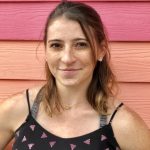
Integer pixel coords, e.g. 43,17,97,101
59,68,82,71
58,68,82,77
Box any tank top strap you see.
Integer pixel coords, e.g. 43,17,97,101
108,102,124,124
100,114,107,128
26,89,32,115
31,85,45,119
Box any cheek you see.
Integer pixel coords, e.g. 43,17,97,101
82,53,94,66
46,60,57,77
47,58,57,69
46,52,61,78
46,51,59,64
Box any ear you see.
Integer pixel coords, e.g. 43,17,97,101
98,50,105,62
97,41,106,62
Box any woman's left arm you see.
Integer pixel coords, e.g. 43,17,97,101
112,105,150,150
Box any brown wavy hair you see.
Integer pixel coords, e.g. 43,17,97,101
42,1,118,117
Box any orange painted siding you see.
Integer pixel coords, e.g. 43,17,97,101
0,41,150,82
0,81,150,125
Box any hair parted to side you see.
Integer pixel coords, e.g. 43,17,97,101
42,1,118,117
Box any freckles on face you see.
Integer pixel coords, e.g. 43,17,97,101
45,17,95,86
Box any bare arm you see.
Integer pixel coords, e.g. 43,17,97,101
112,105,150,150
0,99,15,149
0,91,27,149
0,85,43,149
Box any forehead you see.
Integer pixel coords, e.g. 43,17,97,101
47,17,86,40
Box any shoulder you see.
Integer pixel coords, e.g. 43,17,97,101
0,84,44,148
0,90,26,130
0,84,43,132
111,102,150,150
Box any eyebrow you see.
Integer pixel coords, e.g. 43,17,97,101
48,38,88,43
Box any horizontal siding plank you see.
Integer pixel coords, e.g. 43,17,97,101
0,81,150,127
0,2,150,41
0,80,45,101
0,41,45,80
118,82,150,127
110,42,150,82
0,41,150,82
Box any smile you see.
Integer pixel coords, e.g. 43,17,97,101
59,68,82,71
58,68,82,77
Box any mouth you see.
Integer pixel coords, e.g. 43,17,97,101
59,68,82,71
58,68,82,77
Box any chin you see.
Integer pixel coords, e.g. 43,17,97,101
58,77,91,88
59,79,80,87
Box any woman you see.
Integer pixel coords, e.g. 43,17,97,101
0,1,150,150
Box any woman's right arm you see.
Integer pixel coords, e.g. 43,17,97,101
0,91,27,149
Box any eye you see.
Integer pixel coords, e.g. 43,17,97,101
49,43,63,50
74,42,89,49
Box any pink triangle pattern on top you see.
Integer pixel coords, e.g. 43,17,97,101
22,136,27,143
70,144,76,150
83,138,91,145
30,125,36,131
49,141,56,148
41,132,48,138
16,130,20,137
28,143,35,149
13,121,121,150
101,134,107,141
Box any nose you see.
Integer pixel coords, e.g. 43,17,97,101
61,46,76,64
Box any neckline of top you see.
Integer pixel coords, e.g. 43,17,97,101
27,114,112,141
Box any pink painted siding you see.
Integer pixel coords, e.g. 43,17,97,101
0,2,150,41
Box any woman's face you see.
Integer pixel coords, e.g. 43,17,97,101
46,17,96,87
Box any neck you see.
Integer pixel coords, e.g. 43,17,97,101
56,81,91,111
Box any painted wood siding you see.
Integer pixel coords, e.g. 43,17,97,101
0,0,150,149
1,41,150,82
0,2,150,41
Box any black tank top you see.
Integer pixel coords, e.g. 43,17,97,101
12,87,123,150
